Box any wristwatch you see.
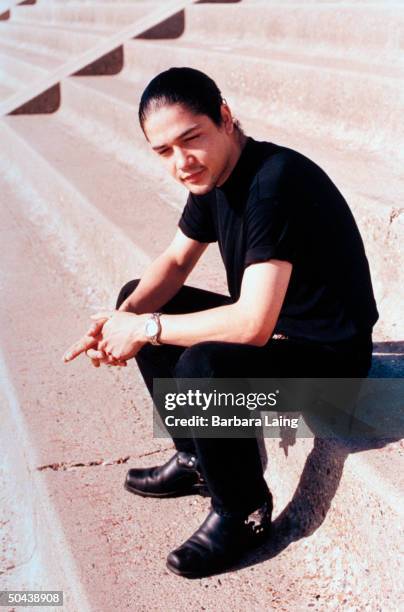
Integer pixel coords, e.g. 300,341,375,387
145,312,162,345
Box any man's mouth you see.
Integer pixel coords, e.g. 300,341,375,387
182,169,205,183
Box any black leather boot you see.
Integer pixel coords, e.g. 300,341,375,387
124,451,208,498
166,494,273,578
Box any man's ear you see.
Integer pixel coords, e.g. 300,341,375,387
220,102,234,134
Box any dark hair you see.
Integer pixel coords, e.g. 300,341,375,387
138,67,243,134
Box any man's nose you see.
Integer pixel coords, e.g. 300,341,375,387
175,148,194,172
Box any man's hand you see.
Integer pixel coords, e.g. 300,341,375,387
62,319,128,367
90,310,147,361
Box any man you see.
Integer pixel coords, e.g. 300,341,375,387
63,67,378,578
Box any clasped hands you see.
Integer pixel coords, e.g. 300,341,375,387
62,310,147,368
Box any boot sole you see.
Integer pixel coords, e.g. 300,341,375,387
123,481,209,498
166,557,236,579
166,529,273,578
166,552,245,579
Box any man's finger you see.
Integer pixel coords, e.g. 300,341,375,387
85,348,126,367
97,339,108,353
101,352,127,367
86,321,105,337
86,348,106,360
106,360,127,367
63,335,98,362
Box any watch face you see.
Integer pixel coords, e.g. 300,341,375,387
146,319,159,338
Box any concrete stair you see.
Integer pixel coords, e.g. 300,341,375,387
0,47,51,96
0,0,194,115
12,2,164,29
1,1,403,610
0,21,106,55
182,4,404,64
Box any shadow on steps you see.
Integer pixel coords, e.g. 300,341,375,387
241,342,403,570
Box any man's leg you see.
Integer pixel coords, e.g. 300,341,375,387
115,279,232,493
121,293,356,509
172,341,275,518
166,336,372,577
115,279,232,453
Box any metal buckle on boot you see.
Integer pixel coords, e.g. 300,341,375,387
245,499,273,539
176,453,207,492
176,452,198,469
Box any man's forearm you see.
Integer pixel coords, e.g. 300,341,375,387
118,252,188,314
158,303,267,347
119,259,288,352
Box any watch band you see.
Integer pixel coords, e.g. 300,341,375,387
148,312,162,346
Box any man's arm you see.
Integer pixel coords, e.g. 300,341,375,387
64,257,291,362
62,228,208,364
118,228,209,314
156,259,292,347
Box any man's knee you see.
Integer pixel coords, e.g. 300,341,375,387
115,278,140,310
174,342,224,378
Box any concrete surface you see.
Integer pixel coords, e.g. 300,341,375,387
0,0,195,114
0,0,403,610
1,160,402,610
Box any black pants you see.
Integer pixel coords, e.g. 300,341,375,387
116,280,373,518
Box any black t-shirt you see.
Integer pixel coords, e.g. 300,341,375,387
178,136,379,343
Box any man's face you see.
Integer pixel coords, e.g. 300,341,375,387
143,103,234,195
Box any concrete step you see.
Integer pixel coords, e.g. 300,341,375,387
6,18,112,37
0,63,25,98
2,5,402,160
1,117,402,609
0,35,66,100
242,0,403,4
40,0,163,3
0,0,198,115
1,111,227,294
2,0,401,606
0,21,103,55
173,37,404,81
180,4,404,65
0,152,172,610
39,0,162,3
0,52,48,100
0,41,65,71
12,1,164,28
119,39,404,166
61,74,404,207
0,121,166,464
0,0,24,18
0,79,14,99
10,3,404,73
0,38,66,68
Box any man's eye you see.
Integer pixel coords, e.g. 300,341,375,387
184,135,199,142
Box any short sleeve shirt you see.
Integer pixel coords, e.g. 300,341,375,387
178,136,379,343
